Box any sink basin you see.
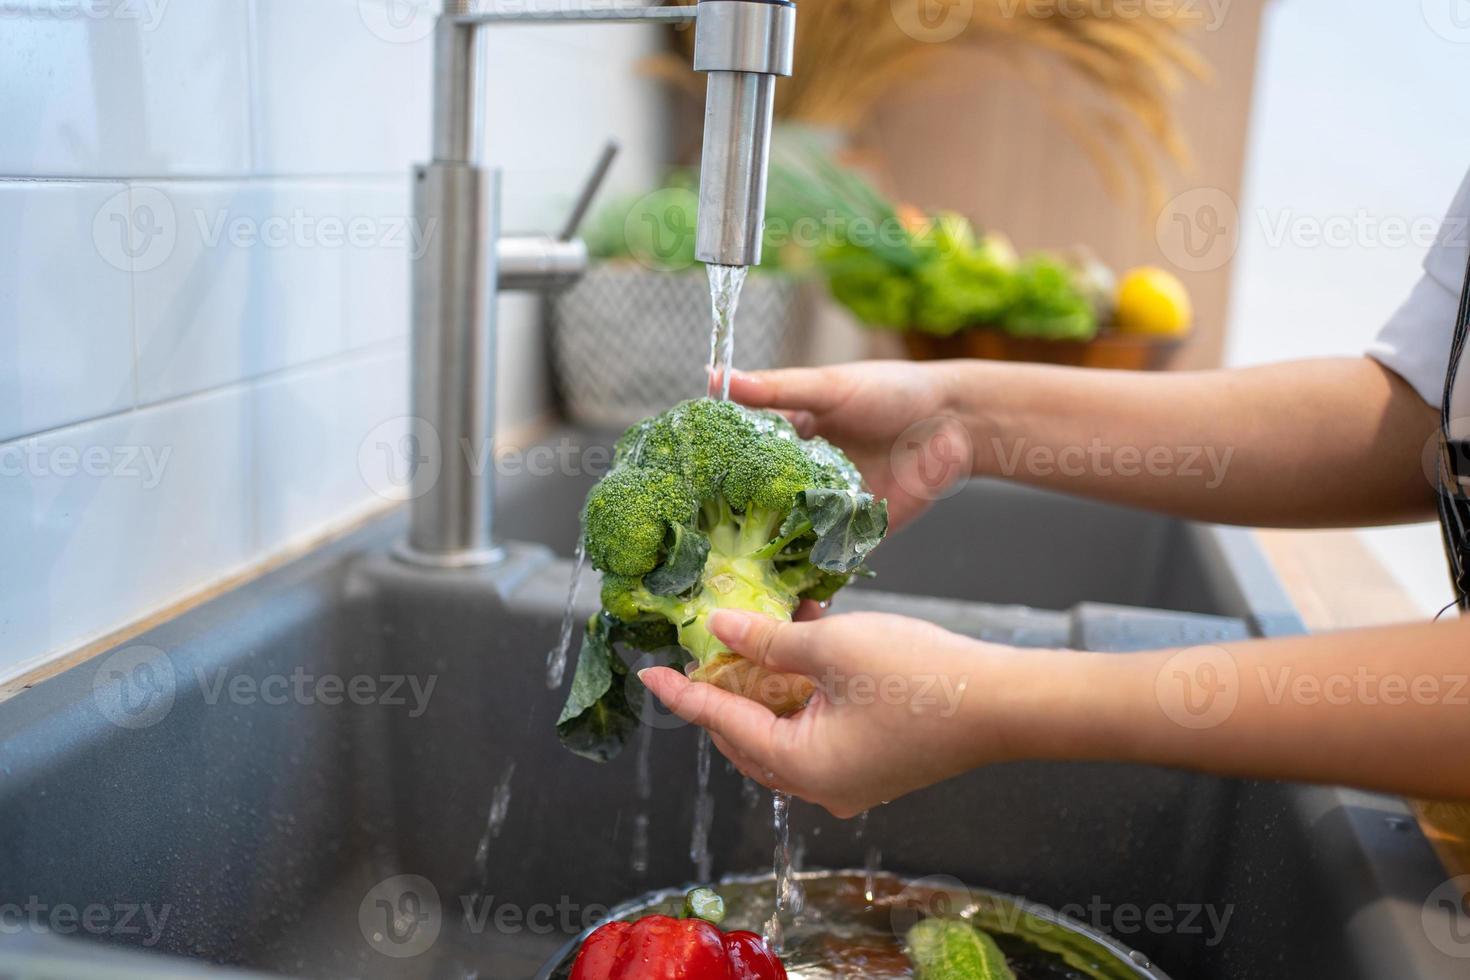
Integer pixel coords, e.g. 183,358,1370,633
0,440,1460,979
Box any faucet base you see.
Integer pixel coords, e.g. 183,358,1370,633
390,538,508,569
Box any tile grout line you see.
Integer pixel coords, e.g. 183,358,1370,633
126,180,142,417
0,173,413,185
245,0,263,555
0,339,410,450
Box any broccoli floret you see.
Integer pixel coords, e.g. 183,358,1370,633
557,398,889,761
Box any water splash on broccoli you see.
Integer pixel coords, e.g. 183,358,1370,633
555,398,889,762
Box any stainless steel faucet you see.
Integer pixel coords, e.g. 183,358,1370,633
396,1,797,568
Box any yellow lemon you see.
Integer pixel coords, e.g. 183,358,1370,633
1115,266,1193,337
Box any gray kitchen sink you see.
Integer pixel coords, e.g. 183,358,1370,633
0,432,1461,979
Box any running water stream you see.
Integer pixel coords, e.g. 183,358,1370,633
704,262,814,953
631,721,655,876
545,540,587,690
682,263,750,887
470,761,517,897
690,732,715,881
855,810,882,904
706,264,747,401
763,790,798,953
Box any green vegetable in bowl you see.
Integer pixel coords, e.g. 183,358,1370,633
906,918,1017,980
556,398,889,762
824,243,917,327
1002,256,1099,341
912,244,1018,335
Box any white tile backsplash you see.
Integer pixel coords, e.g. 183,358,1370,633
480,23,669,231
249,0,433,175
0,180,135,442
0,0,666,678
0,387,254,679
343,181,413,349
132,181,349,403
250,344,407,552
0,1,253,177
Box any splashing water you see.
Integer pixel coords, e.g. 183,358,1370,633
706,264,748,401
630,720,655,876
854,809,882,903
741,776,762,808
471,761,517,895
545,539,587,690
690,732,715,881
864,843,883,905
630,812,652,877
763,790,796,953
635,717,655,802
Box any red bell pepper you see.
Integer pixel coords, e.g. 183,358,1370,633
569,889,787,980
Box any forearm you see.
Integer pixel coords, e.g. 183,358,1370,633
936,356,1439,527
991,618,1470,801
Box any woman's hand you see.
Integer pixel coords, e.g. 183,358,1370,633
727,362,970,531
639,608,1027,817
644,609,1470,809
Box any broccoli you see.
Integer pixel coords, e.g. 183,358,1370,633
556,398,889,762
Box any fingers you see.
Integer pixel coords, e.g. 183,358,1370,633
708,610,827,676
793,599,825,623
638,666,778,762
710,733,774,788
780,409,818,439
727,368,849,415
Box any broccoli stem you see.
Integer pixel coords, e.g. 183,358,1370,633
671,550,801,664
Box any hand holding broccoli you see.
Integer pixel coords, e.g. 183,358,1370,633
639,609,1022,819
557,398,888,762
728,361,972,531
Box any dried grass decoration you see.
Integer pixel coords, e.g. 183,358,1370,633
643,0,1212,205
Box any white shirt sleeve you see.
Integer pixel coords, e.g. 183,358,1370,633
1366,168,1470,406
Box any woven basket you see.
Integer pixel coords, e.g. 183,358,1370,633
550,264,805,429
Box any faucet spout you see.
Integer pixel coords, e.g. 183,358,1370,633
693,0,797,268
398,0,794,567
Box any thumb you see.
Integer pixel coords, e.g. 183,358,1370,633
708,610,827,677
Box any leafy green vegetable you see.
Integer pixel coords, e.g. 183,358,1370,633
774,141,1104,341
906,918,1017,980
556,398,889,762
1002,257,1098,341
824,243,917,328
555,614,644,763
912,247,1017,336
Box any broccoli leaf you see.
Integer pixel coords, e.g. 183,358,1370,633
798,488,890,573
615,617,682,654
644,524,710,597
556,614,643,763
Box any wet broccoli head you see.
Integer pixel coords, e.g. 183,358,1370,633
584,399,885,660
556,398,889,762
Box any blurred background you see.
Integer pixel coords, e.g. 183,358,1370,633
2,0,1468,682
